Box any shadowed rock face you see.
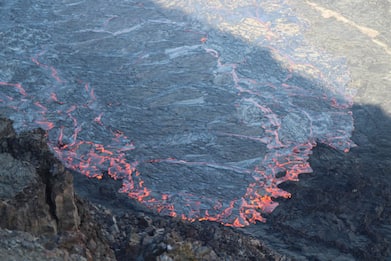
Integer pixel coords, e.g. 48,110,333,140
0,153,37,199
0,117,79,234
0,117,114,260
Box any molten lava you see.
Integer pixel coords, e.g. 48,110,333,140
0,0,356,228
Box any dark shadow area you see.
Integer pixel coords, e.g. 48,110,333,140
249,104,391,260
1,0,391,260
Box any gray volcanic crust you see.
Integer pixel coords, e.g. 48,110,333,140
0,0,391,260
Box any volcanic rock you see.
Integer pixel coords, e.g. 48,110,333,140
0,117,115,260
0,116,287,260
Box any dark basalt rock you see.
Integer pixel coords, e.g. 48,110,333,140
0,117,115,260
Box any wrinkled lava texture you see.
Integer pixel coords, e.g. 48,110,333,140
0,0,356,227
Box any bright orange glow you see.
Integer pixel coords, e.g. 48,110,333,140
200,37,208,43
35,120,55,130
232,218,246,228
0,81,27,96
50,66,63,83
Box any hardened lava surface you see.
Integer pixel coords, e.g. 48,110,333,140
0,0,355,227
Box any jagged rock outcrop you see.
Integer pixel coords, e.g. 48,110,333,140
0,117,115,260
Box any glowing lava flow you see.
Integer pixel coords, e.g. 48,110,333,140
0,55,354,227
0,0,356,228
